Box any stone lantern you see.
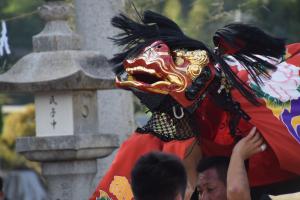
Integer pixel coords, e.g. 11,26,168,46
0,1,121,199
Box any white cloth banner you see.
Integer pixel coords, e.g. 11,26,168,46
0,20,11,57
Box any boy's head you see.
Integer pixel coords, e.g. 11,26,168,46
131,152,187,200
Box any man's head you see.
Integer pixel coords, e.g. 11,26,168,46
196,156,230,200
131,152,187,200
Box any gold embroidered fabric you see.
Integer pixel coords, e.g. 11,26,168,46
109,176,134,200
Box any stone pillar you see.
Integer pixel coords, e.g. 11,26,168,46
74,0,123,57
0,0,121,199
74,0,135,138
74,0,135,189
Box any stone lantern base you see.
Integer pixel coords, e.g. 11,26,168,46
16,134,118,199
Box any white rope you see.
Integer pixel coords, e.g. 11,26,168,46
0,20,11,57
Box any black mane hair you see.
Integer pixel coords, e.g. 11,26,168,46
214,23,285,86
110,10,212,74
110,10,286,106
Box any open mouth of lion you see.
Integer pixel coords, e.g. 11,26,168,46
115,65,186,95
129,71,161,85
117,66,171,87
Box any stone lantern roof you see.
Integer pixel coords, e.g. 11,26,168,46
0,51,115,92
0,1,115,92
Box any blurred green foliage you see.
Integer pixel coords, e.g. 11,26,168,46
127,0,300,46
0,0,44,69
1,104,35,147
0,104,37,170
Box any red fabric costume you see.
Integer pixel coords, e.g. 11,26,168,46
198,44,300,186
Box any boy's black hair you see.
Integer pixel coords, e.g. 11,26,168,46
131,152,187,200
197,156,230,185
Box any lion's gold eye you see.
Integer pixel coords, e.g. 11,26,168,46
187,64,202,79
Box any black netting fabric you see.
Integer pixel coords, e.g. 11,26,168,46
136,111,198,142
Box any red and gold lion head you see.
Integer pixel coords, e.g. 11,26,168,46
116,41,216,108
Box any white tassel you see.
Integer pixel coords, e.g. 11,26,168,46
0,20,11,57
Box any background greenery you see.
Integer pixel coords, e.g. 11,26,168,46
128,0,300,46
0,0,299,169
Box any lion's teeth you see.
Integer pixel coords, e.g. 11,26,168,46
125,66,156,74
